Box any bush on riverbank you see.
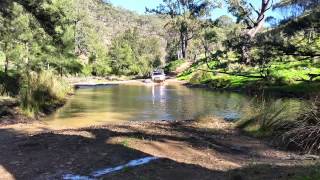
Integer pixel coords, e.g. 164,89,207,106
279,99,320,153
20,70,72,117
164,59,185,74
237,97,320,154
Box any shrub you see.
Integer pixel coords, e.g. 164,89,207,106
189,70,213,84
207,76,232,88
237,99,292,137
279,99,320,153
237,96,306,135
164,59,185,73
237,96,320,154
20,70,72,117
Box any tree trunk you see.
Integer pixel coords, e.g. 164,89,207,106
184,34,188,59
4,57,9,74
180,32,187,59
246,17,265,39
241,16,266,64
3,42,8,75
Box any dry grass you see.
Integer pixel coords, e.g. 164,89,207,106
280,99,320,154
236,97,320,154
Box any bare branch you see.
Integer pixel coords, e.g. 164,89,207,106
249,3,260,15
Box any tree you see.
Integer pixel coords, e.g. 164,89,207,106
109,29,163,76
227,0,272,38
215,15,235,27
274,0,320,14
226,0,273,64
147,0,217,60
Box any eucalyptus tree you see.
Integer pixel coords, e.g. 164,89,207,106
147,0,217,60
274,0,320,15
226,0,273,64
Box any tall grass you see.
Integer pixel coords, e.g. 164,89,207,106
237,98,298,137
20,70,72,117
280,99,320,153
237,96,320,154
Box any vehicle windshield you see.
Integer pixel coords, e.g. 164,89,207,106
153,72,163,75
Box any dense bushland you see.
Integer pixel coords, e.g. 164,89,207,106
0,0,166,115
176,3,320,96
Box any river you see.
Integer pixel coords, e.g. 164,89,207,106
44,83,307,128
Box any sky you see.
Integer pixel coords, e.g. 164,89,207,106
107,0,284,20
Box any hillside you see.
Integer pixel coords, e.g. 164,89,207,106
75,0,168,61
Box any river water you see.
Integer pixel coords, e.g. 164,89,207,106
44,83,307,128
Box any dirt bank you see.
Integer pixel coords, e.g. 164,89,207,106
0,97,35,125
0,118,319,179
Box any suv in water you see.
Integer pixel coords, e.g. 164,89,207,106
151,70,166,82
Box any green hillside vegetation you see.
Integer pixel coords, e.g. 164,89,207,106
0,0,167,116
177,8,320,96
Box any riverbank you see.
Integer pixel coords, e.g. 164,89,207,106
176,60,320,98
0,118,319,179
184,80,320,98
0,97,34,125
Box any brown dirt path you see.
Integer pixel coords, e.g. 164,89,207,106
0,118,319,179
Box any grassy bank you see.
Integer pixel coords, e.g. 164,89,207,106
177,59,320,97
236,97,320,154
0,70,72,123
20,71,72,117
164,59,185,74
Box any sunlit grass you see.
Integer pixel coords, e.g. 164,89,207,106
179,59,320,95
20,70,72,117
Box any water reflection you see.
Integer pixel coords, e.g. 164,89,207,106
44,84,307,128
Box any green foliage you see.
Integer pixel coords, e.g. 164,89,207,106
20,70,71,117
189,70,214,84
164,59,185,73
238,97,320,154
237,99,293,137
109,29,162,76
295,164,320,180
148,0,218,59
237,98,308,141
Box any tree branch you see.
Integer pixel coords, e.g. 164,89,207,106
249,3,260,16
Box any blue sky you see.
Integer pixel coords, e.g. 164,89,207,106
108,0,284,20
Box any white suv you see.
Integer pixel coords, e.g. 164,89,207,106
151,70,166,82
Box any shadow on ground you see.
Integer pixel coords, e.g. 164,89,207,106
0,123,319,180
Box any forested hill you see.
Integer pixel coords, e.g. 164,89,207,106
71,0,168,68
0,0,168,78
94,3,166,44
75,0,167,53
